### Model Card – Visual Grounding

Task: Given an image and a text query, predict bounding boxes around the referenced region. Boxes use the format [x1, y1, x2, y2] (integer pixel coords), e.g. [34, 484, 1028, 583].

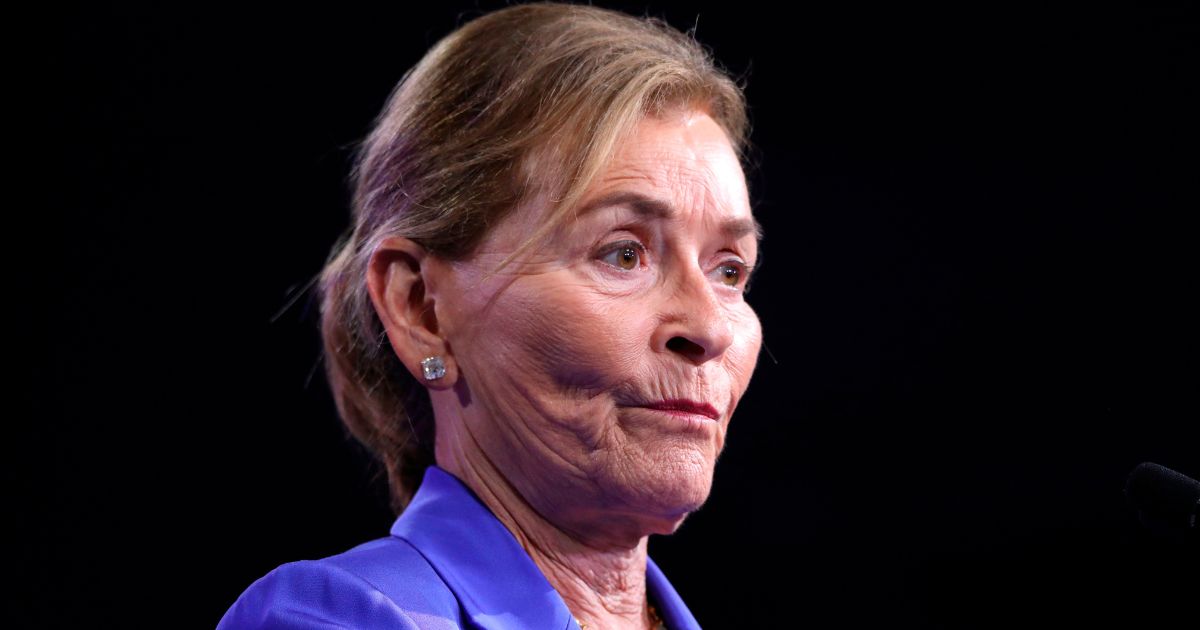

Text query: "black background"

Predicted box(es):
[22, 2, 1198, 627]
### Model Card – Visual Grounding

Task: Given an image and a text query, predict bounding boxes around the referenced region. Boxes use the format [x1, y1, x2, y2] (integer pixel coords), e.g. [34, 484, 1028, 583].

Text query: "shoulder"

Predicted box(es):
[217, 536, 463, 630]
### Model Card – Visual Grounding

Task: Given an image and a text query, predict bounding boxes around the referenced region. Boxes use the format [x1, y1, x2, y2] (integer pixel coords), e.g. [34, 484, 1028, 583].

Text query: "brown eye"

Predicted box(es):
[717, 263, 740, 286]
[617, 247, 638, 270]
[600, 242, 644, 270]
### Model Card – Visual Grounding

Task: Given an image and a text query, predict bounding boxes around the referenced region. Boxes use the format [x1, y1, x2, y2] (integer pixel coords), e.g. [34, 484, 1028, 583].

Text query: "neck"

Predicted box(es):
[437, 430, 659, 629]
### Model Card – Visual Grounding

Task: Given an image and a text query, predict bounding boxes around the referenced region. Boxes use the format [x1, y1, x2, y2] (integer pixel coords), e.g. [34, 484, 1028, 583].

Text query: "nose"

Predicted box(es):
[653, 267, 735, 365]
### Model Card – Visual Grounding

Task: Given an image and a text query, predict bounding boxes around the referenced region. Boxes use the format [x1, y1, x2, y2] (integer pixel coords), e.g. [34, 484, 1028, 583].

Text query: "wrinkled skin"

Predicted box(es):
[371, 109, 763, 627]
[430, 110, 763, 544]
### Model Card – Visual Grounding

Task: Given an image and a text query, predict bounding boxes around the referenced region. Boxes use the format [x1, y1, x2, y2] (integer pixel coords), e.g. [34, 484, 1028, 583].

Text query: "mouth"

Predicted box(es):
[635, 399, 721, 421]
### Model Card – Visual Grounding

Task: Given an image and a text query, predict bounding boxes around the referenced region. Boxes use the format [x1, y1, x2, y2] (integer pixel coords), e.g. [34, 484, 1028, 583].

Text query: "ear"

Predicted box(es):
[366, 236, 457, 389]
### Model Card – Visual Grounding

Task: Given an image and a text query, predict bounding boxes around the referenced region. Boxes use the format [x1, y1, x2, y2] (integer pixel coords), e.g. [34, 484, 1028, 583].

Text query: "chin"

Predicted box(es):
[617, 446, 718, 525]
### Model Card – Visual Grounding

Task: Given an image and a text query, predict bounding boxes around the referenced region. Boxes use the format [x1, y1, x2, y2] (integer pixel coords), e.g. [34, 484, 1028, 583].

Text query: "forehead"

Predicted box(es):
[590, 112, 751, 218]
[568, 112, 760, 245]
[483, 112, 758, 256]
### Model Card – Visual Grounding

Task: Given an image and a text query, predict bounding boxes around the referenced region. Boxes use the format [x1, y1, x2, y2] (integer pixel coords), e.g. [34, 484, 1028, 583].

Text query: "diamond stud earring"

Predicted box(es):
[420, 356, 446, 381]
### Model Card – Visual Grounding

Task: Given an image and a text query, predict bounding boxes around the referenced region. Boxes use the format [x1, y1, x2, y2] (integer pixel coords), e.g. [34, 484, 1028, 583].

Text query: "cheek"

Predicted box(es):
[473, 277, 651, 399]
[725, 304, 763, 392]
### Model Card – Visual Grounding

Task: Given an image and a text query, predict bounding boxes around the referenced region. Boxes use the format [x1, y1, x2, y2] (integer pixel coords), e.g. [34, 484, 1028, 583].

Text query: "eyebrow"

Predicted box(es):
[575, 190, 763, 244]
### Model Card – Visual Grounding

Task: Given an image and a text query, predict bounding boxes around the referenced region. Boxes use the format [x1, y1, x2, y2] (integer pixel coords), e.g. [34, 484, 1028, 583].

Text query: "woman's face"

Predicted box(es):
[432, 110, 762, 540]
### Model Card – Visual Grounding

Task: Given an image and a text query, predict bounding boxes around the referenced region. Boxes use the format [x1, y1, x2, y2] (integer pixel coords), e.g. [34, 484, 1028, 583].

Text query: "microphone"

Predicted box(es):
[1124, 462, 1199, 543]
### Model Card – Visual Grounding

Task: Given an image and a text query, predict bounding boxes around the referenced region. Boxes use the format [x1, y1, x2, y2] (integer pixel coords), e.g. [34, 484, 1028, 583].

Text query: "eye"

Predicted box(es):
[716, 263, 741, 286]
[598, 240, 645, 271]
[712, 259, 754, 291]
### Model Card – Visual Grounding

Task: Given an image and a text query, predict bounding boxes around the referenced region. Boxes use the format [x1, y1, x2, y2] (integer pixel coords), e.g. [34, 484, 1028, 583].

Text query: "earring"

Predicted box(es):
[420, 356, 446, 381]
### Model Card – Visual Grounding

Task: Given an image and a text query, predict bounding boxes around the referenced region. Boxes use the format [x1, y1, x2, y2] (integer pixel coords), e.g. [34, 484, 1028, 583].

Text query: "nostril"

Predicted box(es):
[666, 336, 705, 359]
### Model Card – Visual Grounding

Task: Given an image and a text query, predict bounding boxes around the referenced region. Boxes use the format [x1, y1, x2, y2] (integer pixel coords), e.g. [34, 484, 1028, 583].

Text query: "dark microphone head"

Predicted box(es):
[1125, 462, 1200, 543]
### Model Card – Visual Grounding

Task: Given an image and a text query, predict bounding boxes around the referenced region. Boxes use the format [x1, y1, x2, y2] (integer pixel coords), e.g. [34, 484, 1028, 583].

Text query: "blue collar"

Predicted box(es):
[391, 466, 700, 630]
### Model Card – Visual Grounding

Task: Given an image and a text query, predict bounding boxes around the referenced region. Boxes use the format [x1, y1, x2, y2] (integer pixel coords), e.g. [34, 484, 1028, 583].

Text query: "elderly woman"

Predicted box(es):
[219, 3, 762, 629]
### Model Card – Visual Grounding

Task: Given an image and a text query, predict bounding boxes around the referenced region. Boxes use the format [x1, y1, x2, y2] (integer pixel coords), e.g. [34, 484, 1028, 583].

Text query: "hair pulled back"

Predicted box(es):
[318, 2, 748, 511]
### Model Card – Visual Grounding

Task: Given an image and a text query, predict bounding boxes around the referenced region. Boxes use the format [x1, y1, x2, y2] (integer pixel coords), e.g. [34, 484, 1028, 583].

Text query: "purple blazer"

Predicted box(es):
[217, 466, 701, 629]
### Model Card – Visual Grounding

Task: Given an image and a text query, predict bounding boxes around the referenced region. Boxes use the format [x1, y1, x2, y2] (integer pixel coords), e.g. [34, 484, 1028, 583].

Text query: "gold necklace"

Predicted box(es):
[649, 602, 667, 629]
[575, 603, 666, 629]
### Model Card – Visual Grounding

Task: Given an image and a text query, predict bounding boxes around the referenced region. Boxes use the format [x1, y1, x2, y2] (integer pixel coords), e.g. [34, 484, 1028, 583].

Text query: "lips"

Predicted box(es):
[637, 399, 721, 420]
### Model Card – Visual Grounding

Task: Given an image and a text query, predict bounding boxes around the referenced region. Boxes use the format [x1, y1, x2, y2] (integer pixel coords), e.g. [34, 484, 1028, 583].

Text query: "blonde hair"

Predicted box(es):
[318, 1, 749, 511]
